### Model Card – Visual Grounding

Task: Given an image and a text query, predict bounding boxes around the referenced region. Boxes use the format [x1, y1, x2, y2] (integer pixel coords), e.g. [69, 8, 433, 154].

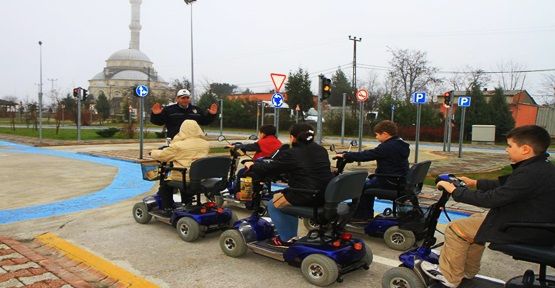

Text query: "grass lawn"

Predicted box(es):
[0, 127, 163, 140]
[423, 160, 554, 186]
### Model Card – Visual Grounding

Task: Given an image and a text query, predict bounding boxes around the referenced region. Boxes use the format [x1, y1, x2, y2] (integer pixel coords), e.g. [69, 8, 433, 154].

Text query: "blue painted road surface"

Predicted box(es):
[0, 140, 155, 224]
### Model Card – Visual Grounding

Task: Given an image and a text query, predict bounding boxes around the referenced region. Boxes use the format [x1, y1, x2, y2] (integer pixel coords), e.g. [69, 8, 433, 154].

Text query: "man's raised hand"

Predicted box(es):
[151, 103, 163, 114]
[208, 103, 218, 115]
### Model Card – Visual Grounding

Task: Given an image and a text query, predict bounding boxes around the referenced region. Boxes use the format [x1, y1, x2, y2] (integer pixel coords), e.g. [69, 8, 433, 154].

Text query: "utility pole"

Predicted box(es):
[349, 35, 362, 161]
[38, 41, 44, 143]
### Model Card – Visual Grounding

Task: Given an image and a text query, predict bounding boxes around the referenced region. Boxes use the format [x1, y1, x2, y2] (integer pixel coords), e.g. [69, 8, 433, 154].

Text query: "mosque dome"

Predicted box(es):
[111, 70, 149, 81]
[108, 48, 151, 63]
[91, 72, 106, 80]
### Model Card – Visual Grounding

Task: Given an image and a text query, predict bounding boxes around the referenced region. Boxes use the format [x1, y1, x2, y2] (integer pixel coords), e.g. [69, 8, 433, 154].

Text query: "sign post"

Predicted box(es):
[341, 92, 347, 145]
[411, 91, 427, 163]
[135, 85, 149, 159]
[271, 92, 284, 135]
[356, 88, 369, 164]
[270, 73, 286, 136]
[457, 96, 471, 158]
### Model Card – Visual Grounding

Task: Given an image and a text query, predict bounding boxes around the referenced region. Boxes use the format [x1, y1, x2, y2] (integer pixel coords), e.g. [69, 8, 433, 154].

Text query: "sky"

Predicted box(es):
[2, 0, 554, 105]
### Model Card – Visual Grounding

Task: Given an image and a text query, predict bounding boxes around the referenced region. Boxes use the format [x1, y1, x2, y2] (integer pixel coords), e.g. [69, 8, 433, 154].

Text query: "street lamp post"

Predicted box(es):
[184, 0, 196, 102]
[38, 41, 43, 143]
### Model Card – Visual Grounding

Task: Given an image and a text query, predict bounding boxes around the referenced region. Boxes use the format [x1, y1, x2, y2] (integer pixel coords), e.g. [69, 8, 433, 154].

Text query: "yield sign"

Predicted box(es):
[270, 73, 286, 93]
[356, 88, 369, 102]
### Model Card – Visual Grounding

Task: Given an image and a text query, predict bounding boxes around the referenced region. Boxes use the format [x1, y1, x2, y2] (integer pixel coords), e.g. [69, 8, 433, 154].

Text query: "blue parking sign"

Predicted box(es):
[411, 92, 427, 104]
[458, 96, 471, 107]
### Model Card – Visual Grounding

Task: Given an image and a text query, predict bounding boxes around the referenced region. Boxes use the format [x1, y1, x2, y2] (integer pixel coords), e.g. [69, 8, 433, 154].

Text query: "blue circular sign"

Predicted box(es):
[135, 85, 149, 97]
[271, 93, 284, 108]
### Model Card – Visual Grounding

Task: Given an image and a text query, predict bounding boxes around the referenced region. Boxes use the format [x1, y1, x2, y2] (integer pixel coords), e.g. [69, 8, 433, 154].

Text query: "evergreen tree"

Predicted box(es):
[463, 84, 493, 137]
[328, 69, 352, 107]
[197, 91, 218, 110]
[208, 83, 237, 98]
[489, 87, 515, 139]
[96, 91, 111, 124]
[285, 68, 313, 113]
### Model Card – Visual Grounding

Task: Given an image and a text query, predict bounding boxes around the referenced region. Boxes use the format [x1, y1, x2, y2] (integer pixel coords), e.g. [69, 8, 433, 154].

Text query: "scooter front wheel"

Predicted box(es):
[132, 202, 152, 224]
[382, 267, 425, 288]
[176, 217, 202, 242]
[219, 229, 247, 257]
[301, 254, 339, 287]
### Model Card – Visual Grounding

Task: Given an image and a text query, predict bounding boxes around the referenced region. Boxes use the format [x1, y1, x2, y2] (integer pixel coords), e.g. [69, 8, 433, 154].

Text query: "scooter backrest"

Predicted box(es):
[404, 160, 432, 195]
[189, 156, 232, 184]
[324, 171, 368, 203]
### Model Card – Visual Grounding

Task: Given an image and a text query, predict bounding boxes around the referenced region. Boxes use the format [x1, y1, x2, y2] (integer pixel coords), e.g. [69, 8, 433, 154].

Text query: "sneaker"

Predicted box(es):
[420, 261, 457, 288]
[464, 273, 475, 279]
[270, 236, 292, 247]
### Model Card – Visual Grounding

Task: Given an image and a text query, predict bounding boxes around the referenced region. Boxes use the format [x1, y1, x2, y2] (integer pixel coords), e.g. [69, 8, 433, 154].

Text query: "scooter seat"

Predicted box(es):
[281, 203, 350, 219]
[489, 243, 555, 267]
[281, 206, 323, 219]
[364, 188, 399, 200]
[201, 177, 225, 191]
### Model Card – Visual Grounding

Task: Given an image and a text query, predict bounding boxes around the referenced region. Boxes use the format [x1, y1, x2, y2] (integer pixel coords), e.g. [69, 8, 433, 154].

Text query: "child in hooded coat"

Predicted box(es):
[150, 120, 209, 214]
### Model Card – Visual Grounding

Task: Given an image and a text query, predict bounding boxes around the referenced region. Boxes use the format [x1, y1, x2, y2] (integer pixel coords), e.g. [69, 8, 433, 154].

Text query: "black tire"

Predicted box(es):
[176, 217, 202, 242]
[132, 202, 152, 224]
[219, 229, 247, 257]
[363, 243, 373, 268]
[300, 254, 339, 287]
[384, 226, 416, 251]
[382, 267, 425, 288]
[302, 218, 320, 231]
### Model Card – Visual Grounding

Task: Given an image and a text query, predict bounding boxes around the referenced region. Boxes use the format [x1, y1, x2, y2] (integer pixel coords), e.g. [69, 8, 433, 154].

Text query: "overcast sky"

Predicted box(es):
[2, 0, 554, 105]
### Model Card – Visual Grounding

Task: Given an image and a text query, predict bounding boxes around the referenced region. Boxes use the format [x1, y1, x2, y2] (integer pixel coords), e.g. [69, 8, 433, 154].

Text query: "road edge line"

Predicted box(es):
[36, 232, 158, 288]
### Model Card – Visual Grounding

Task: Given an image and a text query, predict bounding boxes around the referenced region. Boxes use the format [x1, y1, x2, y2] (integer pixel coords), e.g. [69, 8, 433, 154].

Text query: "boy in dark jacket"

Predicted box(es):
[336, 120, 410, 220]
[421, 125, 555, 288]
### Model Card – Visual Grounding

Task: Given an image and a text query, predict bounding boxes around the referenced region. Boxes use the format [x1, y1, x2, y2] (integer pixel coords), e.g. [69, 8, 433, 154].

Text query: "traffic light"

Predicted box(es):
[443, 90, 453, 106]
[82, 89, 88, 101]
[73, 87, 81, 98]
[321, 77, 332, 100]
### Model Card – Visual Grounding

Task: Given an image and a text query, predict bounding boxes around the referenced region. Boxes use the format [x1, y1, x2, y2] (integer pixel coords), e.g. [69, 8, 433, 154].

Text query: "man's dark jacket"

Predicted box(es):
[343, 136, 410, 188]
[452, 154, 555, 245]
[150, 104, 215, 139]
[249, 142, 334, 206]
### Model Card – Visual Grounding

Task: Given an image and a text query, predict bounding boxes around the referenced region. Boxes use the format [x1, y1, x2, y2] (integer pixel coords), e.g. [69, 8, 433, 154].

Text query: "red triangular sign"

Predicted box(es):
[270, 73, 286, 93]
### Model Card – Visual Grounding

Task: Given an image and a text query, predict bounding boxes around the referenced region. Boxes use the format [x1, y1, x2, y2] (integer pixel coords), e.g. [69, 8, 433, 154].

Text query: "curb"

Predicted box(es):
[36, 233, 158, 288]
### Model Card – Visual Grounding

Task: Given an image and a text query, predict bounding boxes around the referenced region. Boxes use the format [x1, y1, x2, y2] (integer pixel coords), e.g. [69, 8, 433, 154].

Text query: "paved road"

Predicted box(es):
[0, 140, 551, 287]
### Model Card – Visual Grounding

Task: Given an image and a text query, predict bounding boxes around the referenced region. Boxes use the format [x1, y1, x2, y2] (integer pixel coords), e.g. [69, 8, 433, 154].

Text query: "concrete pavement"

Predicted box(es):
[0, 134, 553, 287]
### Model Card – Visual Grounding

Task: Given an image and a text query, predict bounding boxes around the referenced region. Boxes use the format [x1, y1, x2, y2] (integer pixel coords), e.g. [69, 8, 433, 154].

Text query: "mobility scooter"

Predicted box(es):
[133, 156, 237, 242]
[214, 135, 286, 211]
[304, 152, 432, 251]
[381, 173, 555, 288]
[219, 170, 372, 287]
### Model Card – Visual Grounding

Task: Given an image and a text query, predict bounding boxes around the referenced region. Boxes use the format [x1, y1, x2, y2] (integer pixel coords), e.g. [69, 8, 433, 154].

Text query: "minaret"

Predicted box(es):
[129, 0, 142, 50]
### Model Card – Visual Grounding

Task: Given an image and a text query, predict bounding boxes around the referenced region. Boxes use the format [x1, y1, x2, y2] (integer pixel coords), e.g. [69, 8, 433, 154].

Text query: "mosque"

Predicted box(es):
[88, 0, 171, 115]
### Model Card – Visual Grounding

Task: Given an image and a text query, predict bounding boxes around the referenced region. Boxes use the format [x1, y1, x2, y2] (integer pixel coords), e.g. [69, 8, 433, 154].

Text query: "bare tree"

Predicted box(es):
[497, 61, 527, 90]
[539, 73, 555, 106]
[388, 48, 440, 103]
[447, 67, 491, 92]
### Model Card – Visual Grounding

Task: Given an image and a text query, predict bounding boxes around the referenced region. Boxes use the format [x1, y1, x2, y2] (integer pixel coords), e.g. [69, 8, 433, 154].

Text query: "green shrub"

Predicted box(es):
[96, 127, 120, 138]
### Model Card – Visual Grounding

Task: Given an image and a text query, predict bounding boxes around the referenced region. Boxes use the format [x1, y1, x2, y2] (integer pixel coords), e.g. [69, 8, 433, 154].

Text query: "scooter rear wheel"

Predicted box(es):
[219, 229, 247, 257]
[301, 254, 339, 287]
[132, 202, 152, 224]
[384, 226, 416, 251]
[382, 267, 425, 288]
